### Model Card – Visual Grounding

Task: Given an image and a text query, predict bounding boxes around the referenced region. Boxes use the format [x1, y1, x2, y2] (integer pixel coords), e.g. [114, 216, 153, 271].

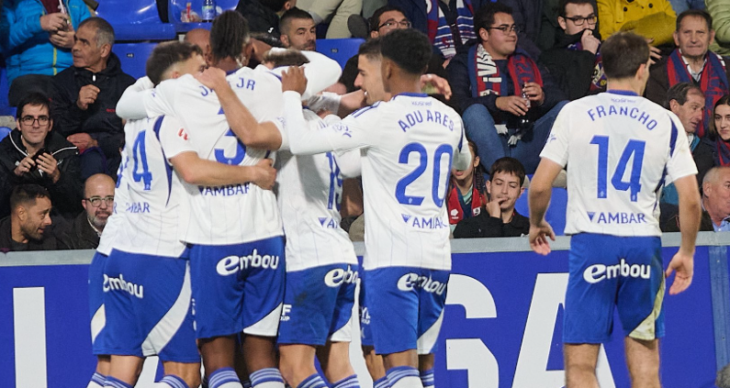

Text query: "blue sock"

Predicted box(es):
[332, 374, 360, 388]
[249, 368, 285, 387]
[297, 373, 328, 388]
[209, 367, 242, 388]
[157, 375, 190, 388]
[88, 372, 106, 388]
[419, 369, 434, 387]
[386, 366, 420, 387]
[104, 376, 133, 388]
[243, 382, 252, 388]
[373, 376, 391, 388]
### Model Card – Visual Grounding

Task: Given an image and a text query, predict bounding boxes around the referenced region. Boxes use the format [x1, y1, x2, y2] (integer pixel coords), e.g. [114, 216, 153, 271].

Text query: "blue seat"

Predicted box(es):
[514, 186, 568, 236]
[168, 0, 238, 32]
[113, 43, 159, 80]
[316, 38, 365, 69]
[95, 0, 176, 41]
[0, 127, 12, 141]
[0, 64, 11, 116]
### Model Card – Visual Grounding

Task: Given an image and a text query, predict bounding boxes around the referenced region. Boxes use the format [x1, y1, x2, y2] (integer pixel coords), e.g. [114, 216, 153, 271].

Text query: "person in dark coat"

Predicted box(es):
[235, 0, 297, 43]
[0, 184, 67, 252]
[58, 173, 114, 249]
[0, 92, 82, 220]
[50, 17, 134, 180]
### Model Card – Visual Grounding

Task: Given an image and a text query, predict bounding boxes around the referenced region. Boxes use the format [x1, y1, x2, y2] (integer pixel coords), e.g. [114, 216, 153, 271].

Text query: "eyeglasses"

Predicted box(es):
[564, 15, 598, 26]
[85, 196, 114, 206]
[20, 115, 50, 126]
[488, 24, 520, 34]
[378, 19, 412, 30]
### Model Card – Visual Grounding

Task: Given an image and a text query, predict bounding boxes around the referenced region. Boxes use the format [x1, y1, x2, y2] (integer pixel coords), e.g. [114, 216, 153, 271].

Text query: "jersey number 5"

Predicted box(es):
[590, 135, 646, 202]
[395, 143, 453, 207]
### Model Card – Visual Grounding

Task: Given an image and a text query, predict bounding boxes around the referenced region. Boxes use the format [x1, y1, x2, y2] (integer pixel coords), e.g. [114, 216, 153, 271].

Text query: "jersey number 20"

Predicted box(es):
[590, 135, 646, 202]
[395, 143, 453, 207]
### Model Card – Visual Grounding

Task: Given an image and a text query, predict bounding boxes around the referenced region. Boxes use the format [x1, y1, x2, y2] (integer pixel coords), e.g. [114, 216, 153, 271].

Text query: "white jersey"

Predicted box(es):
[277, 110, 359, 272]
[283, 92, 471, 271]
[540, 90, 697, 236]
[120, 68, 285, 245]
[96, 165, 130, 256]
[100, 115, 194, 257]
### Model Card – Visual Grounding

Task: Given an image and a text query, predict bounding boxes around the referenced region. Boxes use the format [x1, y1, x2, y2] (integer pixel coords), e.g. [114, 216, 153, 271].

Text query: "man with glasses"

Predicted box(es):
[58, 173, 114, 249]
[447, 2, 567, 175]
[0, 92, 83, 220]
[539, 0, 606, 100]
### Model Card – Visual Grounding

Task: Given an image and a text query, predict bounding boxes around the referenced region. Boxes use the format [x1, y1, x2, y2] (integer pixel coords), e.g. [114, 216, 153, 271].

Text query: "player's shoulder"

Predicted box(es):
[350, 101, 384, 119]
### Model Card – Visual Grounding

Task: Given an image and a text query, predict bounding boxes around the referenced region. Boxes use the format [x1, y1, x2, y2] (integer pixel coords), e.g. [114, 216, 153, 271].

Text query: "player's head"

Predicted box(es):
[184, 28, 212, 65]
[451, 140, 482, 187]
[146, 41, 206, 86]
[380, 29, 431, 91]
[711, 94, 730, 142]
[702, 166, 730, 221]
[16, 92, 53, 149]
[210, 11, 251, 69]
[557, 0, 597, 35]
[486, 157, 525, 213]
[82, 174, 115, 231]
[280, 8, 316, 51]
[601, 32, 650, 87]
[262, 48, 310, 69]
[674, 10, 714, 60]
[10, 184, 52, 242]
[369, 5, 410, 39]
[355, 38, 388, 105]
[666, 82, 705, 134]
[474, 3, 517, 58]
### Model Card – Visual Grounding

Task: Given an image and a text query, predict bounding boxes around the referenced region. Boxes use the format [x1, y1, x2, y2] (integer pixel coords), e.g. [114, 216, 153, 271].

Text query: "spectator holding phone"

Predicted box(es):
[0, 92, 83, 220]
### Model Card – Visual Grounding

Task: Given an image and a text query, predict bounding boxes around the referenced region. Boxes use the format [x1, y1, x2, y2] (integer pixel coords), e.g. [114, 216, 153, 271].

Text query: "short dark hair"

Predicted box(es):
[280, 7, 314, 34]
[369, 5, 407, 32]
[358, 37, 382, 61]
[474, 2, 513, 42]
[676, 9, 712, 32]
[664, 82, 704, 109]
[380, 29, 430, 75]
[710, 94, 730, 140]
[601, 32, 649, 80]
[263, 49, 310, 67]
[146, 42, 204, 86]
[260, 0, 289, 13]
[558, 0, 594, 17]
[10, 184, 51, 212]
[490, 157, 526, 185]
[16, 92, 51, 120]
[210, 11, 249, 63]
[78, 17, 115, 47]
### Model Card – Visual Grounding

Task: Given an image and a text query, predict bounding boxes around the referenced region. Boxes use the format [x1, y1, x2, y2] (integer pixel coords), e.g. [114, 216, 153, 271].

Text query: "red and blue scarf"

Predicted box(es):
[666, 49, 729, 138]
[715, 138, 730, 166]
[567, 41, 607, 93]
[447, 184, 484, 224]
[427, 0, 475, 59]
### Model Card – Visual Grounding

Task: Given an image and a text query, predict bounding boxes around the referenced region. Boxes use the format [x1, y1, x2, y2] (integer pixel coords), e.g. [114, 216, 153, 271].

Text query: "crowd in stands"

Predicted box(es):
[1, 0, 730, 251]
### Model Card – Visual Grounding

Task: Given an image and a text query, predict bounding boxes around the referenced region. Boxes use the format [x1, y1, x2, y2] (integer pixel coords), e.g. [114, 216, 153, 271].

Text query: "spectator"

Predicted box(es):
[184, 28, 212, 66]
[235, 0, 296, 42]
[0, 92, 82, 220]
[339, 5, 448, 92]
[446, 140, 486, 229]
[702, 166, 730, 230]
[711, 94, 730, 166]
[59, 173, 113, 249]
[50, 17, 135, 180]
[1, 0, 90, 84]
[453, 156, 528, 238]
[389, 0, 490, 60]
[280, 7, 317, 51]
[661, 82, 714, 205]
[298, 0, 362, 38]
[448, 2, 567, 174]
[706, 0, 730, 56]
[0, 184, 65, 251]
[646, 10, 730, 138]
[539, 0, 607, 100]
[597, 0, 676, 47]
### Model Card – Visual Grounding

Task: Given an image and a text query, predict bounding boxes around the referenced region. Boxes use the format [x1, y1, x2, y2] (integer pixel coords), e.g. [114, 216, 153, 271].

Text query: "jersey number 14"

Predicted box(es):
[590, 135, 646, 202]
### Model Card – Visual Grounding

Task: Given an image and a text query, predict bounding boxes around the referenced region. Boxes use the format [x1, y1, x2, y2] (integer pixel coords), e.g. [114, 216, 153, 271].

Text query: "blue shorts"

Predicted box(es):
[103, 249, 199, 362]
[564, 233, 665, 344]
[189, 236, 285, 339]
[365, 267, 449, 355]
[89, 252, 109, 355]
[278, 264, 358, 345]
[358, 271, 374, 348]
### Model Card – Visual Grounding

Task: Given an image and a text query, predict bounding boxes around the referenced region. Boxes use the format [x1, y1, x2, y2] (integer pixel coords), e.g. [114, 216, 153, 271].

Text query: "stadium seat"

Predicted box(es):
[316, 38, 365, 69]
[168, 0, 238, 32]
[514, 186, 568, 236]
[0, 127, 12, 141]
[95, 0, 176, 41]
[0, 63, 11, 116]
[113, 43, 160, 80]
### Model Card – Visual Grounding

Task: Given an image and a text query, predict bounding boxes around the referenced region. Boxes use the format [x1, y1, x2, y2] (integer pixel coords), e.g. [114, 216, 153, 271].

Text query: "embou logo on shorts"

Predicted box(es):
[103, 274, 144, 298]
[324, 265, 359, 287]
[397, 273, 446, 295]
[216, 249, 280, 276]
[583, 258, 651, 284]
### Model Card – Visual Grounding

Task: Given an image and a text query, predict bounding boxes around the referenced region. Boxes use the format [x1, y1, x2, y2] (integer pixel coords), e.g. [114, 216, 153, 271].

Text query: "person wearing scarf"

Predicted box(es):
[447, 2, 567, 175]
[446, 141, 485, 230]
[646, 10, 730, 138]
[711, 94, 730, 166]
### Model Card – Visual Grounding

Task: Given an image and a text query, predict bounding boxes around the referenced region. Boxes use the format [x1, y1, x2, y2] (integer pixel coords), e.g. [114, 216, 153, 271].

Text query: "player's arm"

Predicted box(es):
[300, 50, 343, 100]
[116, 76, 175, 120]
[528, 158, 561, 255]
[195, 68, 284, 150]
[170, 152, 276, 189]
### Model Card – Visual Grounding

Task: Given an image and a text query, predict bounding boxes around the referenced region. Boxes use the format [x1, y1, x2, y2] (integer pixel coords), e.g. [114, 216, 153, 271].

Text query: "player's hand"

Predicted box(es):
[646, 38, 662, 65]
[67, 132, 97, 151]
[40, 13, 68, 32]
[496, 96, 529, 116]
[194, 67, 228, 91]
[49, 29, 75, 49]
[77, 84, 100, 110]
[581, 29, 601, 54]
[529, 220, 555, 256]
[420, 74, 452, 100]
[14, 156, 36, 177]
[522, 82, 544, 105]
[252, 158, 277, 190]
[665, 251, 694, 295]
[281, 66, 307, 94]
[36, 153, 61, 182]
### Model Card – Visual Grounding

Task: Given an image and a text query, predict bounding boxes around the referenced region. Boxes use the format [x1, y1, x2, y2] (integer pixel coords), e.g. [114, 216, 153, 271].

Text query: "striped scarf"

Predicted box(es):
[427, 0, 475, 59]
[716, 137, 730, 166]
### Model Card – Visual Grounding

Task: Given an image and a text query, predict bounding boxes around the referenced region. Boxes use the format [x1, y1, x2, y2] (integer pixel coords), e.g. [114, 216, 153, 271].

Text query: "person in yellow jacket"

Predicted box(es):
[597, 0, 676, 45]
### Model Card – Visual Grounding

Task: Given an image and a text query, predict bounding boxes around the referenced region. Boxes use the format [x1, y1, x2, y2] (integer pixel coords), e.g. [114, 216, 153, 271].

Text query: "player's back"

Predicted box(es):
[551, 91, 695, 236]
[350, 94, 465, 271]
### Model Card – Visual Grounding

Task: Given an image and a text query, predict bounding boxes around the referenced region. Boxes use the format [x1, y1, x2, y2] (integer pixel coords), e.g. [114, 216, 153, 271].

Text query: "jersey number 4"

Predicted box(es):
[117, 131, 153, 190]
[395, 143, 453, 207]
[590, 135, 645, 202]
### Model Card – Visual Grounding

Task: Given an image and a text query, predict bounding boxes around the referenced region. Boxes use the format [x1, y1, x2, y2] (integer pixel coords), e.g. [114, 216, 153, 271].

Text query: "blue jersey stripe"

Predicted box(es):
[152, 116, 174, 205]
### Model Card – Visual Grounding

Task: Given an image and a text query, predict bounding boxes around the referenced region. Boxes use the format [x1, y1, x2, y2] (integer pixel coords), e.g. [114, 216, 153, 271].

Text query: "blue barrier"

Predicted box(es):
[0, 233, 727, 387]
[514, 187, 567, 236]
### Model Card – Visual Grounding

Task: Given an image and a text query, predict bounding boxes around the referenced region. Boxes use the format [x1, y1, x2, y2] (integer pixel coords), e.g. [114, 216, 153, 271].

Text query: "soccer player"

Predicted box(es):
[280, 29, 471, 388]
[529, 32, 701, 387]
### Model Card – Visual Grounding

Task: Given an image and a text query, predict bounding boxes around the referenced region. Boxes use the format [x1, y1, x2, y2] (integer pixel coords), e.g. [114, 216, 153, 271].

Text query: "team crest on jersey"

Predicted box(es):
[177, 128, 189, 140]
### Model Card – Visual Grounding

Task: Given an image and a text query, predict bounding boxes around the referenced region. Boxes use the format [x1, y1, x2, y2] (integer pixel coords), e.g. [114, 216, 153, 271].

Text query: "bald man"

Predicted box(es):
[702, 166, 730, 231]
[59, 173, 115, 249]
[184, 28, 212, 65]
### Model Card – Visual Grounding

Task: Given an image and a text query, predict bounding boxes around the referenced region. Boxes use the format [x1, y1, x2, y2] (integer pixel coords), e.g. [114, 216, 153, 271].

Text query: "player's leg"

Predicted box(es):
[564, 344, 600, 388]
[624, 338, 660, 388]
[161, 361, 202, 388]
[414, 269, 449, 388]
[88, 252, 111, 388]
[88, 356, 110, 388]
[279, 344, 320, 387]
[417, 354, 434, 388]
[359, 275, 390, 388]
[104, 356, 144, 387]
[318, 341, 358, 387]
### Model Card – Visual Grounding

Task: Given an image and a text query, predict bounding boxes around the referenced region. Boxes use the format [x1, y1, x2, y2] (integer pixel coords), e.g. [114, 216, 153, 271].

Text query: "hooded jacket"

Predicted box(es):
[539, 30, 605, 101]
[56, 210, 100, 249]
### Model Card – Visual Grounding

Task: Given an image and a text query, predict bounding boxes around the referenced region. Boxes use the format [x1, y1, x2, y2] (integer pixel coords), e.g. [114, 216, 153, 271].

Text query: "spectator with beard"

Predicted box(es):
[0, 184, 66, 251]
[59, 173, 114, 249]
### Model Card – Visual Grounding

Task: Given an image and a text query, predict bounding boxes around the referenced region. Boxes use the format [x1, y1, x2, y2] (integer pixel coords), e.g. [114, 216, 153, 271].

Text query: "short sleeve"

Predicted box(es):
[665, 113, 698, 183]
[157, 116, 196, 160]
[539, 105, 571, 167]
